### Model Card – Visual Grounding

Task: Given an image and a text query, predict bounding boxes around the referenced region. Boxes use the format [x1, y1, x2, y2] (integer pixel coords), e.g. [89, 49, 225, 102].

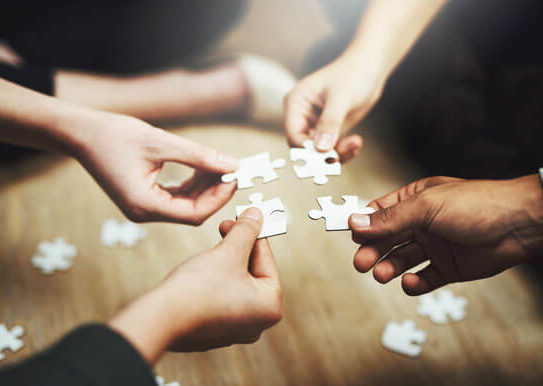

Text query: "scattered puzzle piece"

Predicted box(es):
[235, 192, 287, 238]
[381, 320, 426, 358]
[417, 289, 467, 324]
[308, 195, 375, 231]
[221, 152, 286, 189]
[31, 237, 77, 274]
[0, 324, 24, 362]
[290, 140, 340, 185]
[101, 219, 147, 247]
[156, 375, 181, 386]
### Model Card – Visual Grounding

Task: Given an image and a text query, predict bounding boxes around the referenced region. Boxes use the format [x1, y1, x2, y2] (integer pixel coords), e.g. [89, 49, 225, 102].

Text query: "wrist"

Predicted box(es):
[337, 48, 391, 87]
[509, 174, 543, 259]
[107, 286, 182, 365]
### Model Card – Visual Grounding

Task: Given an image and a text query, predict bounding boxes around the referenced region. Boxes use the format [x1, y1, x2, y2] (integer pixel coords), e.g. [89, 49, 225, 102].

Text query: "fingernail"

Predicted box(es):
[351, 214, 371, 228]
[242, 207, 261, 221]
[218, 152, 239, 170]
[315, 133, 337, 151]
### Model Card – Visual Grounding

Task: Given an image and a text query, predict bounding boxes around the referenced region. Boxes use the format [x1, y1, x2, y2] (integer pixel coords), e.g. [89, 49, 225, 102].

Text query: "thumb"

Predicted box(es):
[349, 197, 431, 240]
[314, 96, 348, 152]
[161, 133, 239, 174]
[216, 207, 263, 266]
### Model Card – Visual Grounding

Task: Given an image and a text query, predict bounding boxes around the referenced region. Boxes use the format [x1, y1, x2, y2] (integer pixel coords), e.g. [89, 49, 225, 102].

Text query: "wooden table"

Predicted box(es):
[1, 125, 543, 385]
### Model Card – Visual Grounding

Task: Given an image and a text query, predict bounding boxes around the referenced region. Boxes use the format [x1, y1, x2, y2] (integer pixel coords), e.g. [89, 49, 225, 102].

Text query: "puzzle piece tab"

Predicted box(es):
[31, 237, 77, 275]
[308, 195, 375, 231]
[290, 140, 340, 185]
[235, 192, 287, 238]
[417, 290, 467, 324]
[381, 320, 426, 358]
[222, 152, 286, 189]
[0, 324, 24, 361]
[101, 219, 147, 247]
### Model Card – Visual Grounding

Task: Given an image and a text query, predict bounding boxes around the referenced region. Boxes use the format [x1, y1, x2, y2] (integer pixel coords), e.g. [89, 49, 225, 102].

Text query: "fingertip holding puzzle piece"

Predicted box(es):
[308, 195, 375, 231]
[221, 140, 341, 189]
[290, 140, 341, 185]
[235, 192, 287, 239]
[221, 152, 286, 189]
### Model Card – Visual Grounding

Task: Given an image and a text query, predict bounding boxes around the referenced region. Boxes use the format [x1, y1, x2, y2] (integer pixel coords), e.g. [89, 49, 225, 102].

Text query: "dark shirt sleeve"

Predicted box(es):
[0, 63, 54, 95]
[0, 324, 157, 386]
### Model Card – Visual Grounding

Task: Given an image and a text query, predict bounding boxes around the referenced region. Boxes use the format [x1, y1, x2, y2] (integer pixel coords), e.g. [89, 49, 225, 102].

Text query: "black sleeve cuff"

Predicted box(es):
[0, 63, 54, 95]
[0, 324, 157, 386]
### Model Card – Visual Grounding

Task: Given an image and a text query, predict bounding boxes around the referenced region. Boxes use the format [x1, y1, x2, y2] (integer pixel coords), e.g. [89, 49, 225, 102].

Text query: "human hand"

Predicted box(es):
[72, 111, 238, 224]
[109, 208, 282, 364]
[284, 55, 386, 162]
[349, 175, 543, 295]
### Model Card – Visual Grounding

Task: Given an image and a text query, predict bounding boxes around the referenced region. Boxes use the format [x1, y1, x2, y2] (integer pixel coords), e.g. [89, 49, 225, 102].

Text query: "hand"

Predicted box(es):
[73, 111, 239, 224]
[284, 55, 386, 162]
[349, 175, 543, 295]
[109, 208, 282, 364]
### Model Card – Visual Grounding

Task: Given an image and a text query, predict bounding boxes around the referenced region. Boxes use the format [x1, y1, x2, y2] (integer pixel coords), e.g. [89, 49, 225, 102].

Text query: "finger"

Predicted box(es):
[314, 96, 348, 152]
[219, 220, 235, 237]
[349, 196, 434, 241]
[140, 176, 236, 225]
[335, 134, 363, 163]
[249, 236, 279, 279]
[284, 97, 315, 147]
[401, 264, 448, 296]
[352, 232, 413, 273]
[372, 242, 426, 284]
[216, 207, 263, 265]
[220, 219, 279, 279]
[160, 133, 239, 174]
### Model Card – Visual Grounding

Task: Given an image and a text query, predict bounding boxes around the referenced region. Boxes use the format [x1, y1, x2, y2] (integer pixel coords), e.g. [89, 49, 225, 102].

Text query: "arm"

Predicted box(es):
[0, 209, 282, 384]
[0, 78, 239, 224]
[285, 0, 448, 161]
[349, 174, 543, 295]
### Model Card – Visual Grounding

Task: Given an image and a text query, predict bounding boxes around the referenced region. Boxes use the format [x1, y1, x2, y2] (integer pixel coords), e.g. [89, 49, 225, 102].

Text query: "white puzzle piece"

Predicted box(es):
[31, 237, 77, 275]
[308, 195, 375, 231]
[0, 324, 24, 361]
[381, 320, 426, 358]
[156, 375, 181, 386]
[101, 219, 147, 247]
[221, 152, 286, 189]
[235, 192, 287, 239]
[417, 289, 467, 324]
[289, 140, 341, 185]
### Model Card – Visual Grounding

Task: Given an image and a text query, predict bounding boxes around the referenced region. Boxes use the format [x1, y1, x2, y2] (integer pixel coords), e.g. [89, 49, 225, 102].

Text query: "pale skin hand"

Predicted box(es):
[349, 175, 543, 295]
[108, 208, 282, 365]
[0, 78, 239, 225]
[285, 0, 447, 161]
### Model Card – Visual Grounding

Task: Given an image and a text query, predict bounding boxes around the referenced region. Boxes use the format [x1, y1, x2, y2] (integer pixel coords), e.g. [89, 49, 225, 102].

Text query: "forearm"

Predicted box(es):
[0, 78, 91, 155]
[55, 70, 180, 121]
[340, 0, 448, 78]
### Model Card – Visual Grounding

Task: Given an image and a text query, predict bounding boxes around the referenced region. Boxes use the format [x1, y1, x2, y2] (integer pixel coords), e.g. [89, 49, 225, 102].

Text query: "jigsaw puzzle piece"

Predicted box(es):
[222, 152, 286, 189]
[290, 140, 341, 185]
[381, 320, 426, 358]
[308, 195, 375, 231]
[417, 290, 467, 324]
[235, 192, 287, 238]
[0, 324, 24, 361]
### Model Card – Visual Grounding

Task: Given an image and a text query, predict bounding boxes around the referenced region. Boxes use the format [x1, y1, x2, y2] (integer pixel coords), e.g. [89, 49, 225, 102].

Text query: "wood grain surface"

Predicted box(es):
[1, 125, 543, 385]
